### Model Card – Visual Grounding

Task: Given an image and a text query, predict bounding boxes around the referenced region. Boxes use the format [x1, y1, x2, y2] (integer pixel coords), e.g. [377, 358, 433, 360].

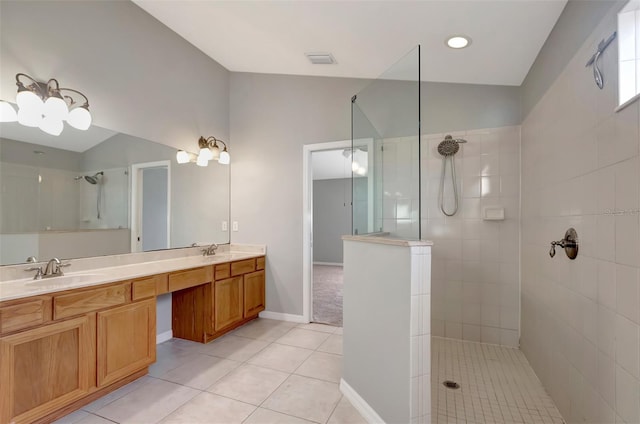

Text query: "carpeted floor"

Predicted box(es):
[312, 265, 343, 327]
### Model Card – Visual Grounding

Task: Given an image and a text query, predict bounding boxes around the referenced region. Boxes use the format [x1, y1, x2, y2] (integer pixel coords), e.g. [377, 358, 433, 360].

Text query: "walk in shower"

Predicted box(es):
[346, 45, 564, 424]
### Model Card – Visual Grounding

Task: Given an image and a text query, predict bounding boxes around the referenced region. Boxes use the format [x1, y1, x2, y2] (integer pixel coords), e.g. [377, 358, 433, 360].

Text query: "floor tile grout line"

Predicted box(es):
[70, 319, 345, 424]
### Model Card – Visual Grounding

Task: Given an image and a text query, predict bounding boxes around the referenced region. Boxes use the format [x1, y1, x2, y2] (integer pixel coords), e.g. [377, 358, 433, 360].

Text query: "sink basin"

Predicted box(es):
[25, 273, 105, 289]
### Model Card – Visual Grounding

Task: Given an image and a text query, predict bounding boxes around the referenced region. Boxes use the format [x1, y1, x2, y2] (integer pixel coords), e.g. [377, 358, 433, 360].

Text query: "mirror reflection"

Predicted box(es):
[0, 120, 230, 265]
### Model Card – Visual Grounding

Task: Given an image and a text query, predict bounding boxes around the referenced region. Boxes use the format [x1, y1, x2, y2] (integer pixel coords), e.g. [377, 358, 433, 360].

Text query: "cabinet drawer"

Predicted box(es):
[231, 259, 255, 276]
[54, 283, 130, 320]
[0, 297, 52, 334]
[256, 256, 265, 270]
[168, 266, 213, 292]
[132, 275, 166, 300]
[214, 263, 230, 280]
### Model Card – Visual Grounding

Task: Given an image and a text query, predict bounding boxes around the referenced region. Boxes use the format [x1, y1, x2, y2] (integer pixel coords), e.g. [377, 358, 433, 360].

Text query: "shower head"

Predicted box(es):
[437, 135, 467, 157]
[76, 171, 103, 184]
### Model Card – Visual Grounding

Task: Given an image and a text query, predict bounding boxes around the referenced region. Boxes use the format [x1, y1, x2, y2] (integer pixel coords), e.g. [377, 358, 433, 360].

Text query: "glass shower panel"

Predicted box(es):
[351, 46, 421, 240]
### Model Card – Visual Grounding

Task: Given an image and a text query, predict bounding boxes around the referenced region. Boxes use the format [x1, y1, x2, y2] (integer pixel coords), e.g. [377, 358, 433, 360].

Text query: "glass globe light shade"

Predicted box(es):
[176, 150, 190, 164]
[67, 106, 92, 130]
[16, 90, 43, 110]
[43, 95, 69, 120]
[17, 107, 43, 127]
[210, 144, 221, 160]
[351, 161, 360, 173]
[39, 116, 63, 136]
[196, 152, 209, 167]
[218, 150, 230, 165]
[199, 146, 213, 161]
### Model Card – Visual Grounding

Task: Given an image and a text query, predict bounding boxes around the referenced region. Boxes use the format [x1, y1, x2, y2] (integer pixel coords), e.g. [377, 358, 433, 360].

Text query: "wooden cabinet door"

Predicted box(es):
[214, 277, 243, 332]
[97, 298, 156, 387]
[244, 270, 265, 318]
[0, 315, 94, 424]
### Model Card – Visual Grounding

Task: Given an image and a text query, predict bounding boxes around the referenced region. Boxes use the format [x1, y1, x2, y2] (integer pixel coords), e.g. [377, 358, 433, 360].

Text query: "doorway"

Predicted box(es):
[130, 161, 171, 252]
[303, 140, 353, 326]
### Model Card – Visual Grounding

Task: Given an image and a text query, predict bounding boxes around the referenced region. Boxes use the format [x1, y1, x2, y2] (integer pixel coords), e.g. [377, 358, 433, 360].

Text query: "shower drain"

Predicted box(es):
[443, 380, 460, 390]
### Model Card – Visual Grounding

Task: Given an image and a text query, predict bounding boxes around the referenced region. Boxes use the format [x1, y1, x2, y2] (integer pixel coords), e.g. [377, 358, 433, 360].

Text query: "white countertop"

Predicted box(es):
[0, 250, 265, 302]
[342, 235, 433, 247]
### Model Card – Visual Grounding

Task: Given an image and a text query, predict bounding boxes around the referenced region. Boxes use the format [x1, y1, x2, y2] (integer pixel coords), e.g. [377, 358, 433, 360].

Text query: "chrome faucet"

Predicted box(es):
[25, 258, 70, 280]
[201, 243, 218, 256]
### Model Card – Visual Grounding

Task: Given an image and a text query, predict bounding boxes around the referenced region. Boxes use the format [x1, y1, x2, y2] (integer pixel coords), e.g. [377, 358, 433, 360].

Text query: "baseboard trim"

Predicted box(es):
[313, 262, 343, 267]
[156, 330, 173, 344]
[259, 311, 308, 323]
[340, 378, 385, 424]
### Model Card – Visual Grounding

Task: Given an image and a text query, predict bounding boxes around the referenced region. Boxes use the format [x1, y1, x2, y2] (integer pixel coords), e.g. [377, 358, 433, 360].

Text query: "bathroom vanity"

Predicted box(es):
[0, 249, 265, 424]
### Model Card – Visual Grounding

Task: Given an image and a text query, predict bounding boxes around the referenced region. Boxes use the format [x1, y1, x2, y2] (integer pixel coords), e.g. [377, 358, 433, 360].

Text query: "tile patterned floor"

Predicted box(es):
[53, 319, 363, 424]
[53, 321, 565, 424]
[431, 337, 565, 424]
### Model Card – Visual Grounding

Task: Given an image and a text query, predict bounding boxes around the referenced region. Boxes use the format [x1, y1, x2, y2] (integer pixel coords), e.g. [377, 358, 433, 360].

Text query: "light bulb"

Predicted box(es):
[357, 166, 367, 176]
[67, 106, 92, 130]
[196, 153, 209, 167]
[199, 146, 213, 161]
[176, 150, 190, 164]
[17, 107, 43, 127]
[351, 161, 360, 172]
[43, 95, 69, 120]
[218, 150, 230, 165]
[16, 90, 43, 110]
[446, 35, 471, 49]
[39, 116, 63, 136]
[0, 101, 17, 122]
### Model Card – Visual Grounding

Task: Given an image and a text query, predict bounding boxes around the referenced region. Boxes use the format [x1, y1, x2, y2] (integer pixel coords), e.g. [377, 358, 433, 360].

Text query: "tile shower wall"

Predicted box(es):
[423, 126, 521, 347]
[520, 5, 640, 424]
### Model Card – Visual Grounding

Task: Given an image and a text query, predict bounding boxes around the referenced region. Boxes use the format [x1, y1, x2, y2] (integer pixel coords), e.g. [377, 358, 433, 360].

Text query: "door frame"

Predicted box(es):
[302, 140, 351, 323]
[130, 160, 171, 252]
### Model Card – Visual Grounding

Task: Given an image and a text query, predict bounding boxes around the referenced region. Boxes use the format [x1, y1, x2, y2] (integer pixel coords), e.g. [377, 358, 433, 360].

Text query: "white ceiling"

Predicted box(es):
[133, 0, 567, 86]
[0, 121, 117, 153]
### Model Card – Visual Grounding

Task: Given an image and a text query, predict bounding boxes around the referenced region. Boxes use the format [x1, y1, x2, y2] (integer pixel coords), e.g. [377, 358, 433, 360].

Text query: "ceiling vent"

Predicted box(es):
[305, 53, 336, 65]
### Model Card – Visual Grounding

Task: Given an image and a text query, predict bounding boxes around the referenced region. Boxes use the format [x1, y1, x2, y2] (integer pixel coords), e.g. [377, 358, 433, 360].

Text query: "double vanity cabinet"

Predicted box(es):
[0, 254, 266, 424]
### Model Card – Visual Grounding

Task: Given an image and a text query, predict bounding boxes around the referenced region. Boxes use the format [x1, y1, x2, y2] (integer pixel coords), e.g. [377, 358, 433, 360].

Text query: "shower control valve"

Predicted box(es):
[549, 228, 579, 260]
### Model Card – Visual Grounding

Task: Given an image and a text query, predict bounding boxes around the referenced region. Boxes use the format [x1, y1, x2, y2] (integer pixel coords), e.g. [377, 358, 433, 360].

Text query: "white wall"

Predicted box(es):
[313, 178, 351, 264]
[520, 3, 640, 423]
[425, 126, 521, 347]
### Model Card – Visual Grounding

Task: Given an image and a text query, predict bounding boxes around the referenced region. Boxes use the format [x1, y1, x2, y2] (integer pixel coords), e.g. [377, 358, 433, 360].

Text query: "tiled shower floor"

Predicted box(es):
[432, 337, 565, 424]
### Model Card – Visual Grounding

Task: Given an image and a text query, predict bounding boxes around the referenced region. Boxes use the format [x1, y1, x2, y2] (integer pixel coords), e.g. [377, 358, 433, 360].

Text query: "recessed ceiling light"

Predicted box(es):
[446, 35, 472, 49]
[305, 52, 337, 65]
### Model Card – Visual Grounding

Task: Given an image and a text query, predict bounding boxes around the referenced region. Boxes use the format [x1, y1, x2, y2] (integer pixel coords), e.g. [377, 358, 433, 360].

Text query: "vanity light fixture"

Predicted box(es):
[0, 73, 92, 135]
[176, 136, 230, 166]
[446, 35, 472, 49]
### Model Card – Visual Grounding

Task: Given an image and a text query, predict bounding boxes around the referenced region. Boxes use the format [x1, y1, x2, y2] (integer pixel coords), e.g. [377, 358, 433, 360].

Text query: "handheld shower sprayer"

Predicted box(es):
[438, 135, 466, 216]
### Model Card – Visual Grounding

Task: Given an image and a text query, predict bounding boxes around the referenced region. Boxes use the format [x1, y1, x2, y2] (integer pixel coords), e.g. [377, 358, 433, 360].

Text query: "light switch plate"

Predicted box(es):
[232, 221, 239, 231]
[222, 221, 228, 231]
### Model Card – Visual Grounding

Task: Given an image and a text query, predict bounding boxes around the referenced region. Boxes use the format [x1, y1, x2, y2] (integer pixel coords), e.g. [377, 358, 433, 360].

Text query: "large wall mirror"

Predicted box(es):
[0, 117, 230, 265]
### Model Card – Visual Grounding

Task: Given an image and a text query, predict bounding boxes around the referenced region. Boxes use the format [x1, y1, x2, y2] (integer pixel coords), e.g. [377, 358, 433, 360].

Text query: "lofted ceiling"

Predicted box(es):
[133, 0, 567, 86]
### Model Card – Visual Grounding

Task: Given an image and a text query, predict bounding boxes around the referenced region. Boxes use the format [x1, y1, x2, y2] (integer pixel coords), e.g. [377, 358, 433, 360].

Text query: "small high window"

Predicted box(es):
[618, 0, 640, 107]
